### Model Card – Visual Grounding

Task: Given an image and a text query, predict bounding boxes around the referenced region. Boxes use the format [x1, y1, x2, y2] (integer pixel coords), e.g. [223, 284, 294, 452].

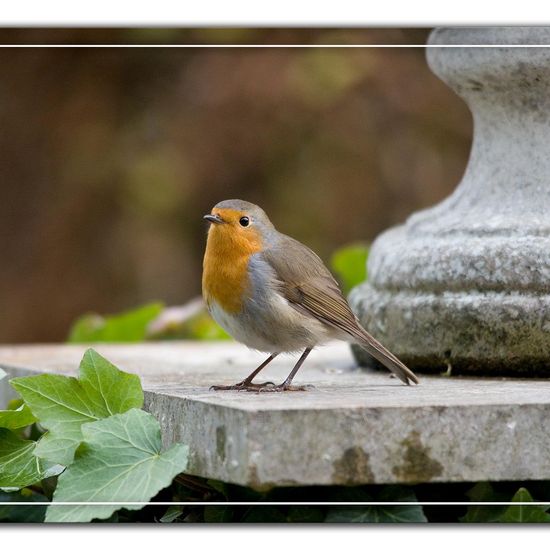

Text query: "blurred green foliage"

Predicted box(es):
[67, 300, 229, 343]
[330, 243, 369, 295]
[68, 303, 164, 343]
[149, 309, 230, 341]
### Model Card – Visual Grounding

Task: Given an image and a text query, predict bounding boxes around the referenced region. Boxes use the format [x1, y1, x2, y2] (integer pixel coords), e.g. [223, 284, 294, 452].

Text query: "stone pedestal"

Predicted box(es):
[350, 27, 550, 375]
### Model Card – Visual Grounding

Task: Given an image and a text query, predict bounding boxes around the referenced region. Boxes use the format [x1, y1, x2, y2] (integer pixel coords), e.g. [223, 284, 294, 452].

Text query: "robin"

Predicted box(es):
[202, 199, 419, 391]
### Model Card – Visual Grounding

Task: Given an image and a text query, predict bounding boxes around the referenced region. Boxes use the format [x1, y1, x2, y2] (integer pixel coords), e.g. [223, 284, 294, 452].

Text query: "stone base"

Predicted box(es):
[350, 280, 550, 377]
[353, 346, 550, 378]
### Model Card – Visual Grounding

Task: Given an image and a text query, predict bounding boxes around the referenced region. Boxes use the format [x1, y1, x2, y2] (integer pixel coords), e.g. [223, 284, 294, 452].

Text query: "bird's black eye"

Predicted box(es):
[239, 216, 250, 227]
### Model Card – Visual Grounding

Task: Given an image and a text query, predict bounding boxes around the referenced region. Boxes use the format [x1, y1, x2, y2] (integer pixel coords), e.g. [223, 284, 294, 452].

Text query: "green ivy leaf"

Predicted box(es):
[45, 408, 189, 523]
[460, 482, 508, 523]
[325, 504, 426, 523]
[67, 302, 164, 343]
[0, 429, 45, 489]
[159, 505, 184, 523]
[0, 403, 37, 431]
[497, 488, 550, 523]
[330, 244, 369, 295]
[10, 349, 143, 465]
[325, 486, 426, 523]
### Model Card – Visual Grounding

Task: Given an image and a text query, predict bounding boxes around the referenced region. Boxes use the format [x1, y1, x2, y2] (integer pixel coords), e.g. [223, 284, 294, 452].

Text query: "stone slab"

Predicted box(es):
[1, 342, 550, 489]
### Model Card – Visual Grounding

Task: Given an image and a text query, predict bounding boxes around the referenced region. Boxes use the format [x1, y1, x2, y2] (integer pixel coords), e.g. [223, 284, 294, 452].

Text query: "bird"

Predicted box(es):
[202, 199, 419, 392]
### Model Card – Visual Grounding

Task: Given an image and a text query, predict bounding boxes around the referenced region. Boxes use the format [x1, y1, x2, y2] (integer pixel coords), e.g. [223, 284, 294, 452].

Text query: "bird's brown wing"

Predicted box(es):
[262, 235, 419, 385]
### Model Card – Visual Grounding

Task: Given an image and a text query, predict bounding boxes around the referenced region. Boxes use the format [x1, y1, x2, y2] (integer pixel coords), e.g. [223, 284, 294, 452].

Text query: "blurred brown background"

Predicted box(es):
[0, 28, 472, 343]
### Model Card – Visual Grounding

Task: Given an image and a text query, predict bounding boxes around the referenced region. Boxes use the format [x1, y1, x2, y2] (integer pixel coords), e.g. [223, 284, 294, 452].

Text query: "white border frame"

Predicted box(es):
[1, 33, 549, 511]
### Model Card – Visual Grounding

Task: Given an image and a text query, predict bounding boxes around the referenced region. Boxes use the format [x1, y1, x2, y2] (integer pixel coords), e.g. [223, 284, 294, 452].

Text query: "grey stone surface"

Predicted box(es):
[2, 342, 550, 488]
[350, 27, 550, 375]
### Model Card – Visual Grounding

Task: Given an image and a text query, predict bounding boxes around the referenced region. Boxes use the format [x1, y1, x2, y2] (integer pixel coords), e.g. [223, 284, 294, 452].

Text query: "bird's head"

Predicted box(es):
[203, 199, 275, 252]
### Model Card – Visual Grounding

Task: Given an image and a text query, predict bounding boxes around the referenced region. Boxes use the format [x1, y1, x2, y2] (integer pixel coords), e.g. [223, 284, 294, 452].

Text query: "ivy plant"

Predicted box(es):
[0, 350, 188, 523]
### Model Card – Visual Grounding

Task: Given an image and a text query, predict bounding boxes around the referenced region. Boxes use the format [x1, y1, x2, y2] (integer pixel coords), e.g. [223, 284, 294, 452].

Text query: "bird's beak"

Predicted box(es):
[204, 213, 224, 225]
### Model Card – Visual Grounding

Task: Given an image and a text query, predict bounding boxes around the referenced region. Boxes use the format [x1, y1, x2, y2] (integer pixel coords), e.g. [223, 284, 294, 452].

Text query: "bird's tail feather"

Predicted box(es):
[354, 327, 419, 385]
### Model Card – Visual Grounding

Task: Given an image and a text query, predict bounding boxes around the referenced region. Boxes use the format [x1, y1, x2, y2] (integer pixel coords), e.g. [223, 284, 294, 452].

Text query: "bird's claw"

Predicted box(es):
[257, 383, 313, 393]
[210, 381, 277, 392]
[210, 381, 314, 393]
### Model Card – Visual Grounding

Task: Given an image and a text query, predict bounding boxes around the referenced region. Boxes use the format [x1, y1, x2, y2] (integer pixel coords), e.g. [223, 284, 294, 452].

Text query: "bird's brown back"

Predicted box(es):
[261, 234, 419, 385]
[261, 234, 364, 336]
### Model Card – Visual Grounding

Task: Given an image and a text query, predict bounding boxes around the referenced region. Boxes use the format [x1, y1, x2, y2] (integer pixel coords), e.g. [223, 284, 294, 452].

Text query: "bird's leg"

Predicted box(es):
[259, 347, 313, 392]
[210, 353, 279, 391]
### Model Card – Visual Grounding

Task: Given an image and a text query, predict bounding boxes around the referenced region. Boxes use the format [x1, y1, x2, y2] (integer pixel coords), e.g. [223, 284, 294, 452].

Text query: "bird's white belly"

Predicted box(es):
[208, 300, 274, 351]
[208, 293, 335, 353]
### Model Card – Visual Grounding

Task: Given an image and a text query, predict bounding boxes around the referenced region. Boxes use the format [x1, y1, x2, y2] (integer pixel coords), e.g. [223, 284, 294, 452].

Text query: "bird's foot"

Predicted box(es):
[256, 383, 314, 393]
[210, 380, 276, 392]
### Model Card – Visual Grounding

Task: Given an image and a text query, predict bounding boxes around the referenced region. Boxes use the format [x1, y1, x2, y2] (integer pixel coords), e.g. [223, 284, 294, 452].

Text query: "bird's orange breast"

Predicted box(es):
[202, 222, 263, 314]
